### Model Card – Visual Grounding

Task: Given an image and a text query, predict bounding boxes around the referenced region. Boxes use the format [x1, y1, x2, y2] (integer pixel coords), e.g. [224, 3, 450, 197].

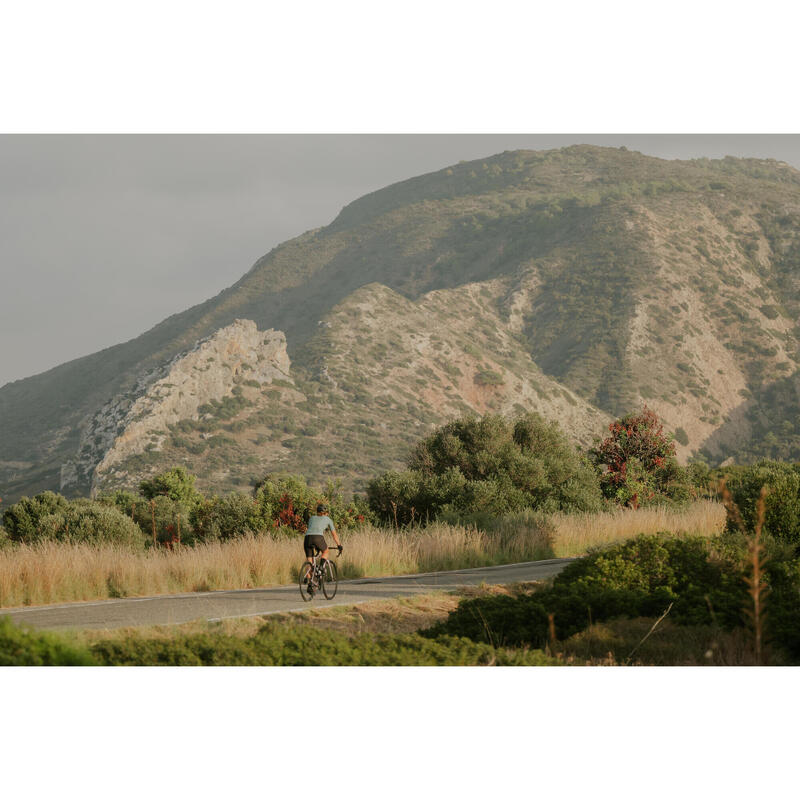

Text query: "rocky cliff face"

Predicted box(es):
[59, 320, 291, 495]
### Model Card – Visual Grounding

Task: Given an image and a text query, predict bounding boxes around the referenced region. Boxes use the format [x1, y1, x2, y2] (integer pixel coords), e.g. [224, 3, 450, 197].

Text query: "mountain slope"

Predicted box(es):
[3, 145, 800, 501]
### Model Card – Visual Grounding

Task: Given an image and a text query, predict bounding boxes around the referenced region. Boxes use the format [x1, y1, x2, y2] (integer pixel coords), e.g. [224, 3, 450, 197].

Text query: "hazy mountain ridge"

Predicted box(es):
[3, 145, 800, 501]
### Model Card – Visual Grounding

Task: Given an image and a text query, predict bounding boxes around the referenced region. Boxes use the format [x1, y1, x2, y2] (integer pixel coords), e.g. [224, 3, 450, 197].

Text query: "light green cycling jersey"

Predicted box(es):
[306, 514, 335, 536]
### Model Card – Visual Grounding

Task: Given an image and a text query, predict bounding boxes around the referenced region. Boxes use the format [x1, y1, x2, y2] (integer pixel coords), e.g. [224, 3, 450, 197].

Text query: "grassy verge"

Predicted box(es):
[0, 502, 724, 609]
[486, 500, 725, 557]
[5, 575, 768, 666]
[3, 586, 551, 667]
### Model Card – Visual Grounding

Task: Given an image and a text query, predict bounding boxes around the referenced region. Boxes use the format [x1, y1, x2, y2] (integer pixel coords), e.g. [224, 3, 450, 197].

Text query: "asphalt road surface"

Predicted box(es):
[0, 558, 574, 631]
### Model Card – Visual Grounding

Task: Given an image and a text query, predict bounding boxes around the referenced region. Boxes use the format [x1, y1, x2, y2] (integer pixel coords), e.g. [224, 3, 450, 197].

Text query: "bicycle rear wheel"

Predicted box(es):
[321, 559, 338, 600]
[299, 562, 314, 601]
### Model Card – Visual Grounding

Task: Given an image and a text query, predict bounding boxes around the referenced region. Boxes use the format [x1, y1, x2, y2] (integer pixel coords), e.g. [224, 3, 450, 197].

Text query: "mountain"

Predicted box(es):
[2, 144, 800, 503]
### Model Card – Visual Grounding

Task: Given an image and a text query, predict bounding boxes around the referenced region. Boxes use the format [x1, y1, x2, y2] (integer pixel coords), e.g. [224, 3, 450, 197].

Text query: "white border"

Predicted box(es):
[1, 1, 798, 794]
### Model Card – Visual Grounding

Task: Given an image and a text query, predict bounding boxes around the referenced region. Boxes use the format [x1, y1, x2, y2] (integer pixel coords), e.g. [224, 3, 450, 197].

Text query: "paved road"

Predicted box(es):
[0, 558, 574, 631]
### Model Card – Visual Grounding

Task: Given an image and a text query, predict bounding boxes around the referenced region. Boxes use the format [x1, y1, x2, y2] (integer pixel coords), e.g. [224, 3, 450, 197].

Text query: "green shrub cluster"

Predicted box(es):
[253, 473, 373, 534]
[2, 491, 147, 549]
[90, 622, 556, 666]
[138, 466, 203, 506]
[425, 535, 749, 647]
[102, 470, 373, 543]
[368, 413, 602, 524]
[425, 532, 800, 662]
[0, 617, 95, 666]
[714, 460, 800, 545]
[3, 466, 373, 549]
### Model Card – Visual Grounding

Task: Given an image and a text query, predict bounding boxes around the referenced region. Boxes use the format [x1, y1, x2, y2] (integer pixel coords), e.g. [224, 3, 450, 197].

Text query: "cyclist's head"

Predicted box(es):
[316, 503, 328, 514]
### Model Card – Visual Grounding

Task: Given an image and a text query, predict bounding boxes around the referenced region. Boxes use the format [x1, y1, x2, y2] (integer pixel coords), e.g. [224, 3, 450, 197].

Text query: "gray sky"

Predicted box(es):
[2, 134, 800, 388]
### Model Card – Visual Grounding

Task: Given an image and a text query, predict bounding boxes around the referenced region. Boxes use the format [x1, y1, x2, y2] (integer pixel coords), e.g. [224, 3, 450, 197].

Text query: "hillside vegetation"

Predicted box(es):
[3, 145, 800, 501]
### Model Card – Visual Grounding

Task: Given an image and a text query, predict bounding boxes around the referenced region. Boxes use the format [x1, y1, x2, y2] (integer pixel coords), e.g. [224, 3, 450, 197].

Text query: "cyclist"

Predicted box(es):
[304, 503, 342, 591]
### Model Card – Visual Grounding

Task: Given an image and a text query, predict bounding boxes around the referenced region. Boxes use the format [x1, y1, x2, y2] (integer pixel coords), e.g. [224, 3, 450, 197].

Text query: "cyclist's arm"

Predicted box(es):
[328, 521, 341, 548]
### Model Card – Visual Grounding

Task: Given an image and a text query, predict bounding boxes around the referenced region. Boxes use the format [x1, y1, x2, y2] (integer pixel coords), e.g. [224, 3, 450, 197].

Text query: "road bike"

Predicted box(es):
[299, 545, 340, 601]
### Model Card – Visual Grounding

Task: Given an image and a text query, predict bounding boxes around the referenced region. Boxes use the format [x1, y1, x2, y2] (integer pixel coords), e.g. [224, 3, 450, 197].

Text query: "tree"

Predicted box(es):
[139, 467, 203, 506]
[369, 413, 602, 525]
[590, 406, 692, 507]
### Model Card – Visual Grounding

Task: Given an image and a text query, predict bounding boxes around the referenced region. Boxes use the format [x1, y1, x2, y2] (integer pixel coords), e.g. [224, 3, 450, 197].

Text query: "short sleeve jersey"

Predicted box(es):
[306, 515, 335, 536]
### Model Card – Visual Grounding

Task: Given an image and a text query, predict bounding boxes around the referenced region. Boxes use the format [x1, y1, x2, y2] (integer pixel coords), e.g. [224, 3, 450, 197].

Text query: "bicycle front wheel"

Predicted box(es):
[321, 559, 338, 600]
[299, 562, 314, 602]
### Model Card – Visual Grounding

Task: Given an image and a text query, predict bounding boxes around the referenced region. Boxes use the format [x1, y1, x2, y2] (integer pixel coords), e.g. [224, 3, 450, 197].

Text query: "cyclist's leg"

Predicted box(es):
[303, 537, 315, 585]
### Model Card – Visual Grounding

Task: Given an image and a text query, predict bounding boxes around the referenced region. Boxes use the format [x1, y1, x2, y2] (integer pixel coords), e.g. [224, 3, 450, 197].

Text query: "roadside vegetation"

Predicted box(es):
[2, 451, 796, 666]
[0, 405, 796, 649]
[0, 504, 724, 608]
[6, 510, 798, 665]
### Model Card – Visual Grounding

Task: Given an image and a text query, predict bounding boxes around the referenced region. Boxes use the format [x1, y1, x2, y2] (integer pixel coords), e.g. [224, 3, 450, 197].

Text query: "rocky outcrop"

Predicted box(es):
[60, 320, 291, 494]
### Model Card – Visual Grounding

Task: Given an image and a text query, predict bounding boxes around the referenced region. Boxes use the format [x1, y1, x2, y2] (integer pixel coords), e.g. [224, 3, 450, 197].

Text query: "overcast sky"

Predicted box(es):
[2, 134, 800, 388]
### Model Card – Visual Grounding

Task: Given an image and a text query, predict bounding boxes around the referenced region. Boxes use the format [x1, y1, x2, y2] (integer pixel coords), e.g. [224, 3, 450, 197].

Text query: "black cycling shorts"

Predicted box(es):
[304, 534, 328, 557]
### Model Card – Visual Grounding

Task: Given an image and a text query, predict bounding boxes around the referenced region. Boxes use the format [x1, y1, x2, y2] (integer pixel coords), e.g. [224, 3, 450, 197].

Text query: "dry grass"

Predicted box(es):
[489, 500, 725, 558]
[557, 617, 762, 666]
[547, 499, 726, 557]
[0, 502, 725, 609]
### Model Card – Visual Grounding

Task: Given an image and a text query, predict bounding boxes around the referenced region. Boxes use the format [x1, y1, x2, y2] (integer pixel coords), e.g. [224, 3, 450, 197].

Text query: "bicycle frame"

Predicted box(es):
[301, 546, 341, 600]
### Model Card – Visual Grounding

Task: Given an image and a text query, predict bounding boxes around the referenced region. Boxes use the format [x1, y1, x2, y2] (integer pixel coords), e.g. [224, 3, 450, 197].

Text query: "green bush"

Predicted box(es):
[0, 617, 95, 666]
[368, 413, 602, 524]
[254, 472, 372, 533]
[91, 622, 557, 666]
[426, 534, 749, 648]
[715, 461, 800, 545]
[97, 490, 140, 516]
[130, 494, 193, 546]
[474, 369, 504, 386]
[190, 493, 263, 541]
[2, 491, 70, 541]
[139, 466, 203, 507]
[2, 492, 147, 549]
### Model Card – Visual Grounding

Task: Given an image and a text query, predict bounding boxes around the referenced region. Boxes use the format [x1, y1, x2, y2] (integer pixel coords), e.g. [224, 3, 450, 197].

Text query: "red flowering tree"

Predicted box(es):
[274, 493, 307, 532]
[590, 406, 691, 508]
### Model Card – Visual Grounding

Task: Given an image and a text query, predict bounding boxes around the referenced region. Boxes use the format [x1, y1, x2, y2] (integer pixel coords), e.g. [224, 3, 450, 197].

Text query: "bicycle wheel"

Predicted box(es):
[299, 562, 314, 601]
[321, 559, 338, 600]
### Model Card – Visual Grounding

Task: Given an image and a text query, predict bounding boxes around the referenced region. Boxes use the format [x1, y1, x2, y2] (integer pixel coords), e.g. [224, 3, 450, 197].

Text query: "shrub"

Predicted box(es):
[190, 493, 263, 541]
[97, 490, 140, 517]
[139, 467, 203, 507]
[366, 467, 468, 525]
[254, 473, 318, 533]
[368, 413, 602, 524]
[131, 494, 192, 546]
[91, 622, 556, 666]
[715, 461, 800, 545]
[3, 492, 147, 549]
[590, 406, 693, 508]
[474, 369, 504, 386]
[426, 534, 749, 648]
[0, 617, 95, 666]
[2, 491, 70, 541]
[253, 472, 371, 533]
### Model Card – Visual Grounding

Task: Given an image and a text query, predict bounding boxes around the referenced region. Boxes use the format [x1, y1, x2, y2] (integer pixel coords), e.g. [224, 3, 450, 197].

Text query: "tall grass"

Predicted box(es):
[0, 502, 725, 609]
[547, 499, 725, 557]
